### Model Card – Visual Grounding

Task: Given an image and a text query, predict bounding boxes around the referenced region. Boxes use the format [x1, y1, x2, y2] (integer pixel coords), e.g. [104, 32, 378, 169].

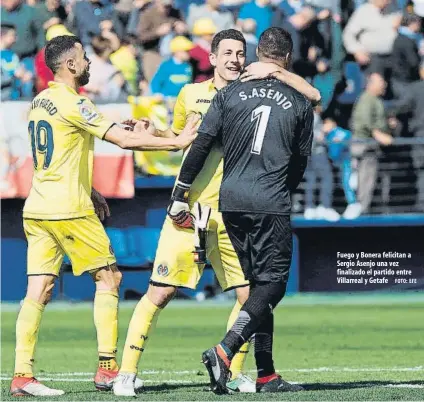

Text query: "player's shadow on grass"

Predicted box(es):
[302, 380, 424, 391]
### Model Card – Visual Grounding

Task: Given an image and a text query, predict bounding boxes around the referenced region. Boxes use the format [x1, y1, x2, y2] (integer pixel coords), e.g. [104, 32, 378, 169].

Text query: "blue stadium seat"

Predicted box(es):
[105, 227, 129, 259]
[146, 208, 167, 228]
[134, 176, 175, 189]
[106, 227, 147, 267]
[126, 227, 160, 264]
[1, 238, 28, 301]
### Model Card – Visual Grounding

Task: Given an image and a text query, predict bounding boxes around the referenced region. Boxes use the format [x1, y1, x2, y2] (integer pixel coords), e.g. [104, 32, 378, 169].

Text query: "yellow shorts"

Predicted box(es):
[151, 208, 249, 291]
[23, 214, 116, 277]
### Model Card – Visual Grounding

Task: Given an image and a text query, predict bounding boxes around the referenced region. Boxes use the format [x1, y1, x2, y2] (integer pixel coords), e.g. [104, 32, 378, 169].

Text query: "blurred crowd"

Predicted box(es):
[2, 0, 424, 218]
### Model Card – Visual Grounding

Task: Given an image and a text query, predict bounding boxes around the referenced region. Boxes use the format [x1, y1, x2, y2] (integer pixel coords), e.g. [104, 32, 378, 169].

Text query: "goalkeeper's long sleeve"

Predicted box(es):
[287, 155, 308, 192]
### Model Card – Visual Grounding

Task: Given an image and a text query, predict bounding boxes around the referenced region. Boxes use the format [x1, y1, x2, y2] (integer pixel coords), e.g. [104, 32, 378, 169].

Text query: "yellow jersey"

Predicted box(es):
[172, 79, 222, 210]
[23, 82, 114, 220]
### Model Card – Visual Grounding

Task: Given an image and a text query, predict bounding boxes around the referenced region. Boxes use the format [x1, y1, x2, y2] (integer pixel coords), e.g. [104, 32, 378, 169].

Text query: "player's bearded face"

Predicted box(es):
[75, 45, 91, 86]
[211, 39, 246, 83]
[77, 62, 90, 86]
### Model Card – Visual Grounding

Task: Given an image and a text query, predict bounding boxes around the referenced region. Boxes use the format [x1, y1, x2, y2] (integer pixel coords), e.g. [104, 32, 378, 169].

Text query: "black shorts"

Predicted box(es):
[222, 212, 292, 283]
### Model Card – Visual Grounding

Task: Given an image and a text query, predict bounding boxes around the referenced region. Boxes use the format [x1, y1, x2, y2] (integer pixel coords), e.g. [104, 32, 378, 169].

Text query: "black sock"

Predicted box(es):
[221, 281, 286, 357]
[254, 312, 275, 378]
[221, 310, 258, 357]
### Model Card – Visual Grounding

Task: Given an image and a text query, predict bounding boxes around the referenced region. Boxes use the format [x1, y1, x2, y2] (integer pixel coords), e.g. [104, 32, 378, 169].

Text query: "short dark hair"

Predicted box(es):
[211, 29, 246, 54]
[257, 27, 293, 62]
[1, 23, 16, 36]
[45, 35, 81, 74]
[91, 35, 111, 57]
[402, 13, 421, 27]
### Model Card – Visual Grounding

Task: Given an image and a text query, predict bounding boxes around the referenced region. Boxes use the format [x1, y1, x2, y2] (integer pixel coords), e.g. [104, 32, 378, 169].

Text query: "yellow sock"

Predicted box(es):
[120, 295, 161, 374]
[227, 300, 250, 379]
[94, 290, 119, 368]
[14, 298, 44, 377]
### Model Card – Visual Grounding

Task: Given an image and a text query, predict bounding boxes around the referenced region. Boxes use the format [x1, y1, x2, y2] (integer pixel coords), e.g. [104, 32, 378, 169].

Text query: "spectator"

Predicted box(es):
[351, 73, 393, 215]
[174, 0, 205, 16]
[127, 0, 152, 36]
[391, 13, 422, 99]
[240, 18, 258, 65]
[395, 63, 424, 211]
[312, 57, 334, 110]
[110, 36, 140, 94]
[272, 2, 316, 62]
[412, 0, 424, 18]
[1, 23, 32, 100]
[34, 0, 68, 47]
[323, 70, 358, 130]
[237, 0, 273, 38]
[150, 36, 193, 97]
[159, 17, 189, 59]
[304, 112, 340, 221]
[322, 117, 362, 219]
[138, 0, 186, 81]
[84, 35, 125, 101]
[71, 0, 124, 47]
[343, 0, 401, 74]
[189, 18, 217, 82]
[1, 0, 44, 57]
[186, 0, 234, 31]
[304, 0, 339, 59]
[34, 24, 74, 93]
[2, 0, 43, 97]
[115, 0, 134, 26]
[306, 0, 341, 19]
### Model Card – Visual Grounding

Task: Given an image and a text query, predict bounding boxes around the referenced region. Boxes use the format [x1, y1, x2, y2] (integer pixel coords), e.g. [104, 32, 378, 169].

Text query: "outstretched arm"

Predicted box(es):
[272, 69, 321, 106]
[65, 97, 197, 151]
[104, 116, 198, 151]
[240, 62, 321, 105]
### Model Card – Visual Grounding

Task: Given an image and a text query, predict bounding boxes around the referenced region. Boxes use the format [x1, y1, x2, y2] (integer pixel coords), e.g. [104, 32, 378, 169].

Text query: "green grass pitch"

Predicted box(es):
[1, 294, 424, 401]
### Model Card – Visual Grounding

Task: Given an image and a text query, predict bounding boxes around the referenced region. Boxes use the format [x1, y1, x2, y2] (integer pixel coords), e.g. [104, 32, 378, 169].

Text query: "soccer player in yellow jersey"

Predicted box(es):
[10, 35, 197, 397]
[114, 29, 320, 397]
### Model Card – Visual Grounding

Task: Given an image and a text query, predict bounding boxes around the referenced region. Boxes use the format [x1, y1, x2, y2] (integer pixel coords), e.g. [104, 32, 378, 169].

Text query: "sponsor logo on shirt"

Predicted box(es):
[196, 99, 211, 104]
[157, 264, 169, 277]
[79, 102, 99, 122]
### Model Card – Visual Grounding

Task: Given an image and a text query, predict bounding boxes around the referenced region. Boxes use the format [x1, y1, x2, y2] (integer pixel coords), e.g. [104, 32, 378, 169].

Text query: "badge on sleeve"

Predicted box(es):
[78, 99, 99, 122]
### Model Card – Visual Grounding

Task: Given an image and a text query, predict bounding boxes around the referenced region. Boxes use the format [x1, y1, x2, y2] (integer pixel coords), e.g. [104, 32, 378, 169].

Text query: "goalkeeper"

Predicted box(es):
[114, 29, 320, 397]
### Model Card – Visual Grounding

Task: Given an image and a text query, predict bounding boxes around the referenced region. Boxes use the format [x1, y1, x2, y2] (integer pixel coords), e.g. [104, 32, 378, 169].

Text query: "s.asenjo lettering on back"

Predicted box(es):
[238, 88, 293, 109]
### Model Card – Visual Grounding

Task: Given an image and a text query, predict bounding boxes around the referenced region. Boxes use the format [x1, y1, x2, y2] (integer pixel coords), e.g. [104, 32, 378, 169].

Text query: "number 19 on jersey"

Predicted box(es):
[29, 120, 54, 170]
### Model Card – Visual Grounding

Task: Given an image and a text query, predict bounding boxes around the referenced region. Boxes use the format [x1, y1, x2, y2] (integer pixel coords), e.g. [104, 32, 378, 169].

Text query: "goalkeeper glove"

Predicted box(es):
[192, 202, 211, 265]
[168, 181, 195, 229]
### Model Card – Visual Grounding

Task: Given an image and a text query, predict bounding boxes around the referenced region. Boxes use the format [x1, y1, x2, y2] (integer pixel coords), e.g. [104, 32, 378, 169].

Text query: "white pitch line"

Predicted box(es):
[0, 377, 200, 384]
[2, 366, 423, 377]
[384, 384, 424, 389]
[279, 367, 424, 373]
[1, 377, 423, 389]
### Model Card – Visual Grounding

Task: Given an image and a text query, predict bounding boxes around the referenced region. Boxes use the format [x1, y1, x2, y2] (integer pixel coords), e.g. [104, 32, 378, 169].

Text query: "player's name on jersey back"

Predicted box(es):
[31, 98, 58, 115]
[238, 87, 293, 110]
